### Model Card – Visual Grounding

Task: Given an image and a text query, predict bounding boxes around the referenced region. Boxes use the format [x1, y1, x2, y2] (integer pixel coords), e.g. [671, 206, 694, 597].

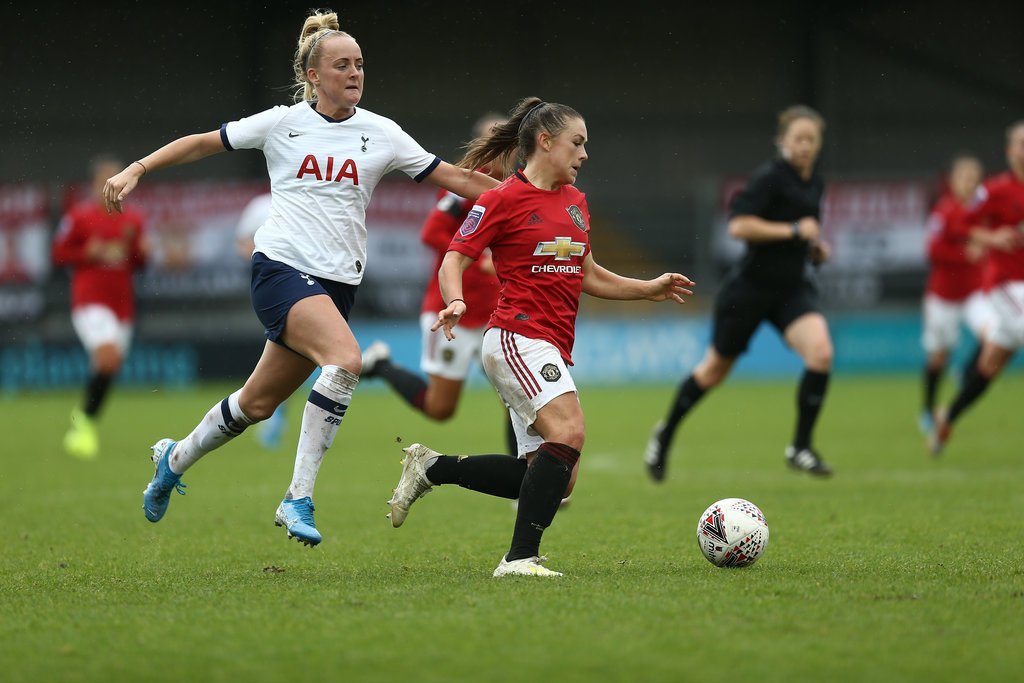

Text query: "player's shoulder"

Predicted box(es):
[562, 183, 586, 205]
[352, 107, 402, 133]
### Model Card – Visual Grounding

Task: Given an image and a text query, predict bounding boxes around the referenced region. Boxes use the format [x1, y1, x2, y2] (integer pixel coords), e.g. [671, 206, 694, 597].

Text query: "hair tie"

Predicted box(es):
[304, 29, 335, 71]
[519, 101, 546, 132]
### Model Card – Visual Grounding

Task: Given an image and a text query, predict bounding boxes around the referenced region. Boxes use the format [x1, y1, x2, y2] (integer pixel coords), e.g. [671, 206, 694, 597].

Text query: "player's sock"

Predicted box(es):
[169, 389, 255, 474]
[82, 371, 114, 417]
[960, 344, 983, 387]
[793, 369, 830, 451]
[947, 363, 992, 425]
[374, 359, 428, 412]
[286, 365, 358, 500]
[425, 454, 528, 499]
[506, 442, 579, 562]
[505, 413, 518, 456]
[923, 365, 942, 415]
[661, 375, 706, 447]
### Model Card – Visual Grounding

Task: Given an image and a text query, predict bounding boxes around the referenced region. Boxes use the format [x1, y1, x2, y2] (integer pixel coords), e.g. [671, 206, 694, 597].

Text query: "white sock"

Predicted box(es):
[286, 365, 358, 500]
[169, 390, 255, 474]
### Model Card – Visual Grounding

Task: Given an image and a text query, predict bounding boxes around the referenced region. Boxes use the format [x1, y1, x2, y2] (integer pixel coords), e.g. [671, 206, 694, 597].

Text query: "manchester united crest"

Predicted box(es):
[566, 205, 587, 232]
[540, 363, 562, 382]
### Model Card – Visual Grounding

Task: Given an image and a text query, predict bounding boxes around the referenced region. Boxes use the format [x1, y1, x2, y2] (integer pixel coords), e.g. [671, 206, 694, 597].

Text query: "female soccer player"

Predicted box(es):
[930, 121, 1024, 454]
[53, 154, 148, 460]
[102, 9, 498, 547]
[644, 105, 835, 481]
[918, 155, 990, 435]
[385, 97, 695, 577]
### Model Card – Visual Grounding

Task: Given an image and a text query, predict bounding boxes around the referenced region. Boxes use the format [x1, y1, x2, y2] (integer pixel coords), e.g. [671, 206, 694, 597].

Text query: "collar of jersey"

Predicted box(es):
[308, 101, 357, 123]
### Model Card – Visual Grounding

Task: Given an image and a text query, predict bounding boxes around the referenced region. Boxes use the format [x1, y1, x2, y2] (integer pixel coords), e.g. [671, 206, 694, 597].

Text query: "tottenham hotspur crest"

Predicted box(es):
[566, 204, 587, 232]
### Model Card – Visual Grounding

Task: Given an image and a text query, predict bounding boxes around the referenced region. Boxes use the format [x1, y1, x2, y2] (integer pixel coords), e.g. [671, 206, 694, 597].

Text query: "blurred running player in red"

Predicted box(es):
[918, 155, 991, 435]
[361, 112, 518, 454]
[931, 121, 1024, 454]
[386, 97, 694, 577]
[53, 154, 149, 459]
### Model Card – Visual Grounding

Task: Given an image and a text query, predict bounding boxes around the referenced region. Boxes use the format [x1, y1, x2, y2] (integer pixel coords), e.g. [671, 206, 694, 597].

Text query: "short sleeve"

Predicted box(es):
[728, 165, 776, 219]
[380, 119, 440, 181]
[222, 106, 290, 152]
[447, 190, 503, 259]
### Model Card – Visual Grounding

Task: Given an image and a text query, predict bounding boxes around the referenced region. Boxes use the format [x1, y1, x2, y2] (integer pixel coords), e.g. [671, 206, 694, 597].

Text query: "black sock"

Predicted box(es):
[426, 454, 527, 499]
[83, 372, 114, 417]
[947, 363, 992, 424]
[505, 414, 518, 456]
[373, 360, 428, 412]
[661, 374, 706, 448]
[961, 344, 983, 387]
[793, 369, 830, 450]
[923, 365, 943, 414]
[507, 442, 580, 562]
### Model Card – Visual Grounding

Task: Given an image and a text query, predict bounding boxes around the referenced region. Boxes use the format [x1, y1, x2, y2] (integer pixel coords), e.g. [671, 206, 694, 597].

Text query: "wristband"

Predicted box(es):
[790, 221, 800, 239]
[132, 160, 148, 175]
[447, 298, 465, 306]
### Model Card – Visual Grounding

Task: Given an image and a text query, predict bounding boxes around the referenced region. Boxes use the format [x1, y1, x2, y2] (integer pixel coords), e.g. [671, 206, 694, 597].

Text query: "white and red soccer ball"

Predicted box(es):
[696, 498, 769, 567]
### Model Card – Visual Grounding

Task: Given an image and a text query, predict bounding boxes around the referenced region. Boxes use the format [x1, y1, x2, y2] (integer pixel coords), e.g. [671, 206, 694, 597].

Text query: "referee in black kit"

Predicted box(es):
[646, 105, 835, 481]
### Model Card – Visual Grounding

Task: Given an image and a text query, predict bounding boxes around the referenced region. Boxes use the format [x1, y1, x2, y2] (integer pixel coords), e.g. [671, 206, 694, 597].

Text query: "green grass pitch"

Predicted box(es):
[2, 374, 1022, 682]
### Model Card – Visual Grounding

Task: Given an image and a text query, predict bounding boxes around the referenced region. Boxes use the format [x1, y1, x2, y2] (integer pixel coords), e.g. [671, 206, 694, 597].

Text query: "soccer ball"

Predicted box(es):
[696, 498, 769, 567]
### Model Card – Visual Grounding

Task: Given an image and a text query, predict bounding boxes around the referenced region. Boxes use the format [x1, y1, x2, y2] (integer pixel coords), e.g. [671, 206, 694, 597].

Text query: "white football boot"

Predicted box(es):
[387, 443, 438, 528]
[492, 555, 563, 577]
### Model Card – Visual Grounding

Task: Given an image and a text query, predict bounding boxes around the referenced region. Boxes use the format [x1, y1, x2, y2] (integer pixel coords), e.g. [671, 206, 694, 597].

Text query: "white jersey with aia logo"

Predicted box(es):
[222, 101, 440, 284]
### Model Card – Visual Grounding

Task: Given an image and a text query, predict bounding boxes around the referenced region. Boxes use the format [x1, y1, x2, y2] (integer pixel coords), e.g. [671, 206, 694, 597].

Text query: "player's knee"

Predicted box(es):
[93, 345, 123, 375]
[554, 425, 585, 452]
[425, 404, 457, 421]
[807, 342, 833, 371]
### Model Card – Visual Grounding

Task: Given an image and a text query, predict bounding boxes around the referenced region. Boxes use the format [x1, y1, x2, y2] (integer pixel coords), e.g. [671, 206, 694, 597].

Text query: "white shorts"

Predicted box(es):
[481, 327, 578, 458]
[71, 304, 133, 353]
[987, 282, 1024, 350]
[419, 312, 485, 381]
[921, 291, 993, 353]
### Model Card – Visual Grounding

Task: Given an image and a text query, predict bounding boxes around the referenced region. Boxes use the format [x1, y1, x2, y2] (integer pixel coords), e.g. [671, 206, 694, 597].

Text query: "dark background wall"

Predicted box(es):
[2, 0, 1022, 284]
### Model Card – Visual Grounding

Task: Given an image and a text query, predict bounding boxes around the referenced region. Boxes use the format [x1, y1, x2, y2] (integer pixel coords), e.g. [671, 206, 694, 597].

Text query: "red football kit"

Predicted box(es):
[52, 201, 147, 320]
[420, 189, 502, 328]
[967, 171, 1024, 288]
[448, 171, 590, 364]
[925, 194, 984, 300]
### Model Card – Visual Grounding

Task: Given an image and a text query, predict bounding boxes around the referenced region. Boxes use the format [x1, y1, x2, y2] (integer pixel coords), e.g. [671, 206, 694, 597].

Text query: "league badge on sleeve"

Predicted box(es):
[459, 205, 486, 237]
[566, 205, 588, 232]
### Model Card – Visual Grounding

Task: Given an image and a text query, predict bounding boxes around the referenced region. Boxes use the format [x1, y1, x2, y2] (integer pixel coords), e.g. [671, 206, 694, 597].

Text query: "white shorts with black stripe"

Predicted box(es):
[481, 327, 578, 458]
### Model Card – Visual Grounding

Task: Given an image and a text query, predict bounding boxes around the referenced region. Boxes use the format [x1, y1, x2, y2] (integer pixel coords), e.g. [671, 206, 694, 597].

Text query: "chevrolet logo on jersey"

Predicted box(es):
[533, 237, 586, 261]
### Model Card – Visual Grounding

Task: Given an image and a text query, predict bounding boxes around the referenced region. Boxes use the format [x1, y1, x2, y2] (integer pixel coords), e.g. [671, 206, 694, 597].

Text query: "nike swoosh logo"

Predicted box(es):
[288, 132, 303, 138]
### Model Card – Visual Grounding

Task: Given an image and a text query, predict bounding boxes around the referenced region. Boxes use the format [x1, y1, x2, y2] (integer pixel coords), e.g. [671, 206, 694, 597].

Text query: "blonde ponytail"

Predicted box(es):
[291, 9, 352, 102]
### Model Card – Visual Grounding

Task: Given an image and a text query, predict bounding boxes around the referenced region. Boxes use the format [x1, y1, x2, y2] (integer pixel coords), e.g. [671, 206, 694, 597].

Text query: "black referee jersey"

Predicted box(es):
[727, 158, 824, 289]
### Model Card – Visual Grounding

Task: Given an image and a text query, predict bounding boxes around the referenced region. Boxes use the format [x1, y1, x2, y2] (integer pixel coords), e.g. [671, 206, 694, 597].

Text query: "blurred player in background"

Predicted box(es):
[360, 112, 518, 455]
[918, 155, 990, 435]
[102, 9, 499, 547]
[53, 154, 148, 460]
[930, 121, 1024, 454]
[386, 97, 694, 577]
[235, 191, 291, 449]
[645, 105, 835, 480]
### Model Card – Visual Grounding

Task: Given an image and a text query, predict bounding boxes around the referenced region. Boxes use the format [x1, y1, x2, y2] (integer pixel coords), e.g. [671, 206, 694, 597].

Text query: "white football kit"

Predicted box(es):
[221, 102, 440, 284]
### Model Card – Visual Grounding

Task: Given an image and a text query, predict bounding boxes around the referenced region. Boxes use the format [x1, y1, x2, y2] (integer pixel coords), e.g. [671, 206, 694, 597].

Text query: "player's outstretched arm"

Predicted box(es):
[581, 254, 693, 303]
[423, 161, 500, 200]
[103, 130, 226, 214]
[432, 250, 476, 340]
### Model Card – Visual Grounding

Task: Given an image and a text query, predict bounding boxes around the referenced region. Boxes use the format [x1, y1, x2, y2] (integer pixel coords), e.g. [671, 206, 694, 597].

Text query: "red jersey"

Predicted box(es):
[52, 201, 147, 320]
[924, 194, 984, 300]
[967, 172, 1024, 288]
[448, 171, 590, 364]
[420, 189, 502, 328]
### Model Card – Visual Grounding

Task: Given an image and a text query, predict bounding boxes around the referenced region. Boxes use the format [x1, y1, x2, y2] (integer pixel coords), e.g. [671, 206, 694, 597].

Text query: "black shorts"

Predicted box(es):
[711, 275, 820, 358]
[250, 252, 357, 344]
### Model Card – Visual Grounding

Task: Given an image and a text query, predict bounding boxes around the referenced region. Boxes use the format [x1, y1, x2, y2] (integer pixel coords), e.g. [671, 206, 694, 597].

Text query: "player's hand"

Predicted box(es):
[809, 239, 831, 265]
[647, 273, 694, 304]
[965, 241, 986, 263]
[430, 300, 468, 341]
[796, 217, 821, 241]
[989, 226, 1019, 252]
[103, 165, 144, 214]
